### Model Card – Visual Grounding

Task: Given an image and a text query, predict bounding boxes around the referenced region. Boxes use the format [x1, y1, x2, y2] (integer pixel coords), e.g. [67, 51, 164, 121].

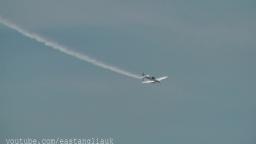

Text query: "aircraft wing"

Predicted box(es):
[142, 80, 155, 84]
[156, 76, 168, 81]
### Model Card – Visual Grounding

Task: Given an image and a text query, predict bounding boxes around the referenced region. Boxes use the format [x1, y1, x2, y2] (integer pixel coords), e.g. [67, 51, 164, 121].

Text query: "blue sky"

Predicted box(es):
[0, 0, 255, 144]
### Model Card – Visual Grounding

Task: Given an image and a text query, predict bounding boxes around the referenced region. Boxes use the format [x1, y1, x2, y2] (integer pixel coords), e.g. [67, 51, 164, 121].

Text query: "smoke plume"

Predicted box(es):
[0, 17, 141, 79]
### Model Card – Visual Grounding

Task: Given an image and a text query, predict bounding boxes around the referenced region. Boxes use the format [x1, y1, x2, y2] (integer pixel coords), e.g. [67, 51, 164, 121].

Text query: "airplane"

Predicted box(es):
[141, 73, 168, 84]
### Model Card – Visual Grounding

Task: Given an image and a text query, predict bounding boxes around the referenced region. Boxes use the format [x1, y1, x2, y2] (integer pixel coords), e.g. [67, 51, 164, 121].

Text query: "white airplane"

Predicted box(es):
[141, 73, 168, 84]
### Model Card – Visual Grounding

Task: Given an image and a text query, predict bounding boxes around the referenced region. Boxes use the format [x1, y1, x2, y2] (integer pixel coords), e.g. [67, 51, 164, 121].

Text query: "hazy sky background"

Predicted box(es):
[0, 0, 255, 144]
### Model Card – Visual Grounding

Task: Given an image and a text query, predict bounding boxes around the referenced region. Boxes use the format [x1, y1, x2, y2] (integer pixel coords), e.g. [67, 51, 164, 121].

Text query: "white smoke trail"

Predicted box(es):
[0, 16, 141, 79]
